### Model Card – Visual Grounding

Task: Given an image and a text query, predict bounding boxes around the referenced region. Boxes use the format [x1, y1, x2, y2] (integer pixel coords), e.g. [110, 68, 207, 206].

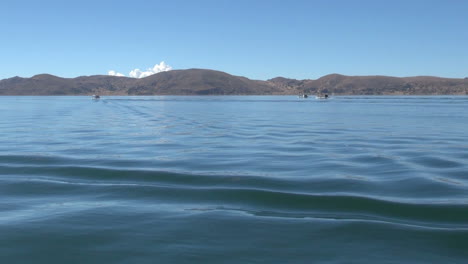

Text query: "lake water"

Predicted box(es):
[1, 96, 467, 263]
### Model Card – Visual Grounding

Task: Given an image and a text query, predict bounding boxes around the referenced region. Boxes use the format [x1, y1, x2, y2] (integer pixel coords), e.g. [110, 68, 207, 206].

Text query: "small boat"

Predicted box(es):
[316, 94, 329, 99]
[92, 94, 100, 99]
[299, 94, 308, 98]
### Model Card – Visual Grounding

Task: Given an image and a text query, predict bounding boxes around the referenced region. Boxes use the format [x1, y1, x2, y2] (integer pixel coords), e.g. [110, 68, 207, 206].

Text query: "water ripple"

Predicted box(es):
[2, 96, 468, 263]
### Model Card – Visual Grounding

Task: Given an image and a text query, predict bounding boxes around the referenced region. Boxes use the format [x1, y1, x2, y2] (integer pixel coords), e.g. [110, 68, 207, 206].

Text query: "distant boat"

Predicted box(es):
[299, 94, 308, 98]
[316, 94, 329, 99]
[92, 95, 100, 99]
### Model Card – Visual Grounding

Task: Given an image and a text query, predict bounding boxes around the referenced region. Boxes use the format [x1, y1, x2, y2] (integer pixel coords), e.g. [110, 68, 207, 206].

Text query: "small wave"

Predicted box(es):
[2, 165, 468, 230]
[409, 156, 465, 169]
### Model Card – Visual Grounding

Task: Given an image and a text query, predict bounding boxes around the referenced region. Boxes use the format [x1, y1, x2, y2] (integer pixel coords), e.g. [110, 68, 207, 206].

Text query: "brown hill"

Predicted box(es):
[0, 74, 134, 95]
[130, 69, 281, 95]
[267, 77, 308, 94]
[0, 69, 467, 95]
[0, 69, 284, 95]
[299, 74, 467, 95]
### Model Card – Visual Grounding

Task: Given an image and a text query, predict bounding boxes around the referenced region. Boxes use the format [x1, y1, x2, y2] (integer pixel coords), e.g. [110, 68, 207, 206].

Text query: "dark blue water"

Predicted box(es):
[1, 96, 467, 263]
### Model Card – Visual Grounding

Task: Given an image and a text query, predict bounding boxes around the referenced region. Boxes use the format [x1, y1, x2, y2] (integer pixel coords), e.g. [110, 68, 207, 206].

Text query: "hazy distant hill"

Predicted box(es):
[269, 74, 467, 95]
[0, 74, 134, 95]
[299, 74, 468, 95]
[0, 69, 466, 95]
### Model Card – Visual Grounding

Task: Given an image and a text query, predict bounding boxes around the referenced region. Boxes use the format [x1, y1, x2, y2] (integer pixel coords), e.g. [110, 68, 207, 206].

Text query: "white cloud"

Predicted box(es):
[108, 61, 172, 78]
[108, 70, 125, 77]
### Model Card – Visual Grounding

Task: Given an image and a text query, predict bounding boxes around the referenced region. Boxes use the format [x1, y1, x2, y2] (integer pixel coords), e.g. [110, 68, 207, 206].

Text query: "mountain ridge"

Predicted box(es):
[1, 69, 467, 95]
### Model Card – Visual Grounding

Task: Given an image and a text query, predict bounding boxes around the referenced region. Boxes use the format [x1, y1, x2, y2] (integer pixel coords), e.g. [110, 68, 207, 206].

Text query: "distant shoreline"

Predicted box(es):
[1, 69, 466, 96]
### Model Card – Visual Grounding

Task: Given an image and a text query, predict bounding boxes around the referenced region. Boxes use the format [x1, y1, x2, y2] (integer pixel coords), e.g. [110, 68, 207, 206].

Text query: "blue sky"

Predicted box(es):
[1, 0, 467, 80]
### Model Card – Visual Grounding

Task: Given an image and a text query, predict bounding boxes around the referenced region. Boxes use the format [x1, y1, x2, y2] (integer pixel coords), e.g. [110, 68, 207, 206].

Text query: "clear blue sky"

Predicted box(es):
[1, 0, 467, 80]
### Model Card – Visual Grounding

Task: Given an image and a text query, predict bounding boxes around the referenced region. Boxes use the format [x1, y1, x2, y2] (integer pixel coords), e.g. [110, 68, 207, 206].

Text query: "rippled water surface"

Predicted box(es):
[1, 96, 467, 263]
